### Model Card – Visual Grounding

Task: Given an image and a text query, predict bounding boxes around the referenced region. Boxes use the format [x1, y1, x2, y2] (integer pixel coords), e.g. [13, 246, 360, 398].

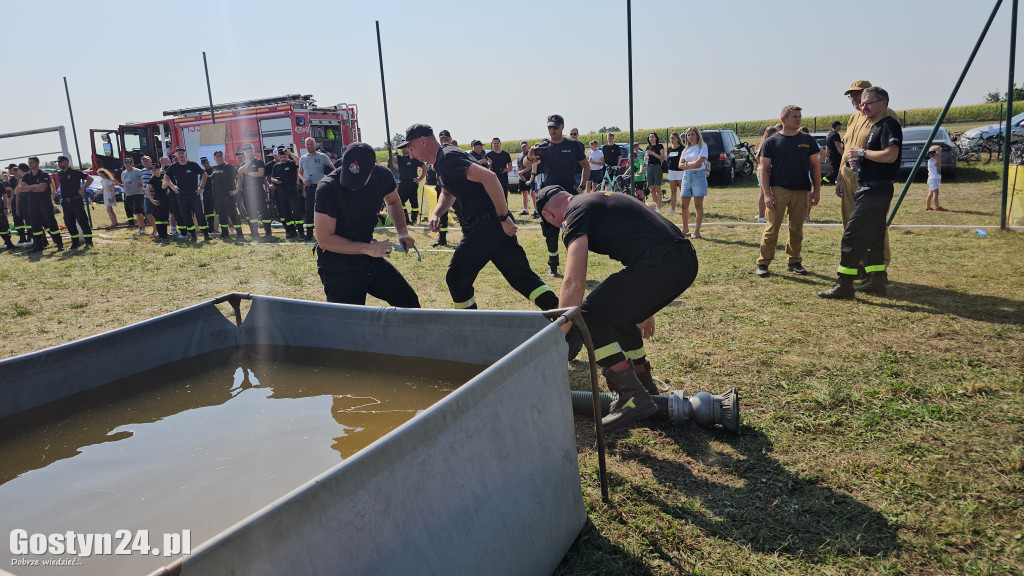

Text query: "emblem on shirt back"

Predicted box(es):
[348, 162, 360, 175]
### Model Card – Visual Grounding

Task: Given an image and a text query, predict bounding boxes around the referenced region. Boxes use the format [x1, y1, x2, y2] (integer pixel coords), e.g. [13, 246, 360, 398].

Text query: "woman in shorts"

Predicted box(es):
[643, 132, 665, 211]
[97, 168, 119, 228]
[665, 132, 685, 214]
[679, 127, 708, 239]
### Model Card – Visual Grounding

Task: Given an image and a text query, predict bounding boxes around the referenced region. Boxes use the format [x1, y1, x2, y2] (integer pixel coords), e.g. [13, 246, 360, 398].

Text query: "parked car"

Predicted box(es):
[899, 126, 957, 178]
[82, 171, 124, 203]
[959, 112, 1024, 148]
[700, 129, 746, 184]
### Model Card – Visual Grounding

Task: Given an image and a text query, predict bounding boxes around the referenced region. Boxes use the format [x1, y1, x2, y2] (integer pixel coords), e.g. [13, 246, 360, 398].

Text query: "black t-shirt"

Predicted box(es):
[561, 191, 685, 266]
[645, 143, 664, 166]
[203, 167, 214, 194]
[435, 143, 499, 228]
[242, 158, 266, 191]
[425, 166, 437, 186]
[758, 132, 820, 191]
[20, 170, 51, 194]
[602, 144, 622, 168]
[666, 145, 684, 171]
[396, 154, 424, 184]
[209, 163, 238, 196]
[314, 164, 396, 257]
[148, 171, 167, 202]
[165, 161, 204, 193]
[825, 131, 843, 163]
[860, 116, 902, 182]
[272, 160, 299, 192]
[264, 160, 277, 185]
[540, 138, 586, 190]
[485, 150, 512, 178]
[58, 168, 89, 198]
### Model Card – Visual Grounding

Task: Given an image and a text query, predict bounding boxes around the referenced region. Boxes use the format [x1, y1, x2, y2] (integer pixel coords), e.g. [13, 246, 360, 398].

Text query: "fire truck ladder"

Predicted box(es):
[162, 94, 316, 117]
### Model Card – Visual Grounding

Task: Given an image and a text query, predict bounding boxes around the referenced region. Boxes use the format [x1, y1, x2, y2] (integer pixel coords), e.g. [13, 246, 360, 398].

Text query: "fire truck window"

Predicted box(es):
[124, 132, 142, 154]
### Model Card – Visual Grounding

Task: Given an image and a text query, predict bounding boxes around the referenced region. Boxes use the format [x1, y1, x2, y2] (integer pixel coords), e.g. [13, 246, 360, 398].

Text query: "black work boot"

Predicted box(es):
[431, 233, 447, 247]
[855, 272, 888, 296]
[295, 223, 304, 239]
[203, 230, 211, 242]
[818, 275, 856, 300]
[304, 227, 314, 241]
[263, 222, 273, 237]
[70, 238, 80, 249]
[602, 367, 658, 433]
[2, 234, 13, 249]
[235, 228, 245, 240]
[633, 359, 660, 395]
[28, 237, 45, 253]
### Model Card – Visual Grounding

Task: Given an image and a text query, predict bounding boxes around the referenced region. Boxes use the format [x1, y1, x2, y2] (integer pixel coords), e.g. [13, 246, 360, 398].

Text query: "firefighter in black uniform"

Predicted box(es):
[9, 164, 30, 244]
[402, 123, 559, 312]
[393, 148, 425, 224]
[164, 147, 210, 242]
[19, 157, 63, 252]
[819, 86, 902, 300]
[313, 143, 419, 307]
[270, 147, 304, 238]
[239, 144, 270, 239]
[146, 163, 171, 240]
[522, 114, 589, 276]
[432, 129, 454, 247]
[56, 156, 94, 248]
[0, 172, 14, 249]
[199, 156, 218, 234]
[209, 151, 244, 239]
[536, 185, 699, 432]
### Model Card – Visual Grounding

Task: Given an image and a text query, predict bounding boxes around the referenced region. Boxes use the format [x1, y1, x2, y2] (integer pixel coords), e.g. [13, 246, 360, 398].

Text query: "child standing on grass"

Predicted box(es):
[925, 145, 947, 211]
[97, 168, 120, 228]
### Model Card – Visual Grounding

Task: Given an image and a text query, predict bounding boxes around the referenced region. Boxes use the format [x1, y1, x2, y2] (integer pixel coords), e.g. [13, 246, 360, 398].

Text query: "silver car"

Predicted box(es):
[899, 126, 957, 178]
[959, 112, 1024, 146]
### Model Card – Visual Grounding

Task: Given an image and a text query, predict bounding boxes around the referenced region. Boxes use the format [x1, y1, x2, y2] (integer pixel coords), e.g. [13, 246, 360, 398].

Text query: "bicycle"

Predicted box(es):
[597, 165, 625, 193]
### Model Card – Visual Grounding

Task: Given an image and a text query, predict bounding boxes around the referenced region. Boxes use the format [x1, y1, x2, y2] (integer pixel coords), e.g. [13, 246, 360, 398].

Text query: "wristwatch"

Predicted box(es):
[497, 211, 514, 222]
[858, 150, 866, 159]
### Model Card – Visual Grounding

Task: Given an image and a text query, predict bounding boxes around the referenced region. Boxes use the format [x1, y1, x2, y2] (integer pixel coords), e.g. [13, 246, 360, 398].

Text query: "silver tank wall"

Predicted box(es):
[0, 296, 587, 576]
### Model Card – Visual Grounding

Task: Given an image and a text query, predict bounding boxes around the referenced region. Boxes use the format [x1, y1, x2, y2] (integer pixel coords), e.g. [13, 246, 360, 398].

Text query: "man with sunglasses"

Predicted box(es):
[522, 114, 589, 276]
[820, 86, 901, 299]
[836, 80, 898, 282]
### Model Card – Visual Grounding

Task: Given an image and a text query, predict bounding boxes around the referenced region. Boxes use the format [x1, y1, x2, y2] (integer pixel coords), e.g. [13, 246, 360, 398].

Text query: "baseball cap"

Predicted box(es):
[199, 156, 209, 163]
[438, 129, 451, 138]
[397, 123, 434, 149]
[338, 143, 377, 190]
[242, 143, 255, 151]
[213, 150, 224, 156]
[520, 141, 529, 147]
[546, 114, 564, 127]
[535, 184, 567, 213]
[844, 80, 871, 95]
[174, 146, 186, 152]
[57, 155, 69, 162]
[471, 139, 483, 147]
[275, 146, 287, 154]
[831, 121, 843, 128]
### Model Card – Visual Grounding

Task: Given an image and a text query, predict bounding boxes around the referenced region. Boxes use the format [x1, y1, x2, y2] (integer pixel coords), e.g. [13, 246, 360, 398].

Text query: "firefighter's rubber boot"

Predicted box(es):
[633, 359, 660, 395]
[220, 226, 231, 239]
[28, 236, 45, 253]
[69, 237, 80, 249]
[235, 228, 245, 240]
[601, 367, 658, 433]
[431, 233, 447, 247]
[284, 223, 296, 238]
[51, 232, 63, 251]
[854, 271, 887, 296]
[818, 274, 856, 300]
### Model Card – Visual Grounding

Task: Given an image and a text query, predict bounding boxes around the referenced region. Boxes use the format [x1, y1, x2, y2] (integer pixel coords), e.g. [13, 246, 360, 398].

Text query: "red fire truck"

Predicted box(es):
[89, 94, 359, 174]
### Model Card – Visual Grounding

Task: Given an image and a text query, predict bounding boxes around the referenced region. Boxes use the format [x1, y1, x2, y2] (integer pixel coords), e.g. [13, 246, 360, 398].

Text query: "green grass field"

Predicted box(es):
[1, 163, 1022, 575]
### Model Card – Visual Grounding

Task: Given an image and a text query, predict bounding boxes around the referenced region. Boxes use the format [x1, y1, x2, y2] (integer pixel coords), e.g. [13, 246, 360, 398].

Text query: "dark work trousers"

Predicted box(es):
[827, 158, 841, 183]
[177, 191, 207, 238]
[839, 181, 893, 276]
[243, 186, 267, 236]
[61, 196, 92, 243]
[215, 191, 243, 236]
[152, 200, 170, 239]
[583, 240, 698, 368]
[123, 192, 134, 223]
[167, 193, 183, 232]
[0, 205, 10, 245]
[445, 216, 558, 310]
[203, 191, 217, 232]
[28, 193, 62, 248]
[303, 184, 317, 238]
[276, 188, 303, 236]
[317, 252, 420, 307]
[11, 194, 27, 242]
[16, 194, 31, 241]
[497, 173, 509, 202]
[397, 182, 419, 222]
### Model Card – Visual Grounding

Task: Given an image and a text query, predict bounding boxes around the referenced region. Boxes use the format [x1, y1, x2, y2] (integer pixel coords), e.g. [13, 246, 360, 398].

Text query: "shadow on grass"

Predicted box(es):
[553, 518, 661, 576]
[627, 427, 900, 561]
[859, 281, 1024, 324]
[699, 237, 761, 249]
[947, 165, 1002, 183]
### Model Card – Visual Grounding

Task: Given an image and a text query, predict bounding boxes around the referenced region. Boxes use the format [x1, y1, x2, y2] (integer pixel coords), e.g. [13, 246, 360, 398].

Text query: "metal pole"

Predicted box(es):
[203, 52, 216, 124]
[626, 0, 635, 185]
[1002, 0, 1018, 230]
[888, 0, 1004, 226]
[62, 77, 84, 169]
[376, 21, 394, 171]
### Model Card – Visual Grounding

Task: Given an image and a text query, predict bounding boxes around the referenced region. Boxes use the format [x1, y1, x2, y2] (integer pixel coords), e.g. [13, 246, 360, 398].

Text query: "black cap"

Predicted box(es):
[535, 184, 568, 213]
[199, 156, 209, 162]
[397, 123, 434, 149]
[438, 129, 451, 138]
[471, 139, 483, 147]
[275, 146, 287, 154]
[57, 155, 69, 162]
[831, 121, 843, 128]
[174, 146, 186, 152]
[338, 143, 377, 190]
[520, 141, 529, 147]
[213, 150, 224, 156]
[546, 114, 564, 128]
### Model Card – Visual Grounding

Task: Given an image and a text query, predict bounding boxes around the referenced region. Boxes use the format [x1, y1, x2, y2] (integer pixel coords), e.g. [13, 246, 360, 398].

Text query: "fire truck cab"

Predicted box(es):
[90, 94, 359, 175]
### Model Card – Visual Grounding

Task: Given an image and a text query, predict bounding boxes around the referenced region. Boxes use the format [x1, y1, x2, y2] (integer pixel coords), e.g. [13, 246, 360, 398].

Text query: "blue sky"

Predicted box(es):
[1, 0, 1020, 164]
